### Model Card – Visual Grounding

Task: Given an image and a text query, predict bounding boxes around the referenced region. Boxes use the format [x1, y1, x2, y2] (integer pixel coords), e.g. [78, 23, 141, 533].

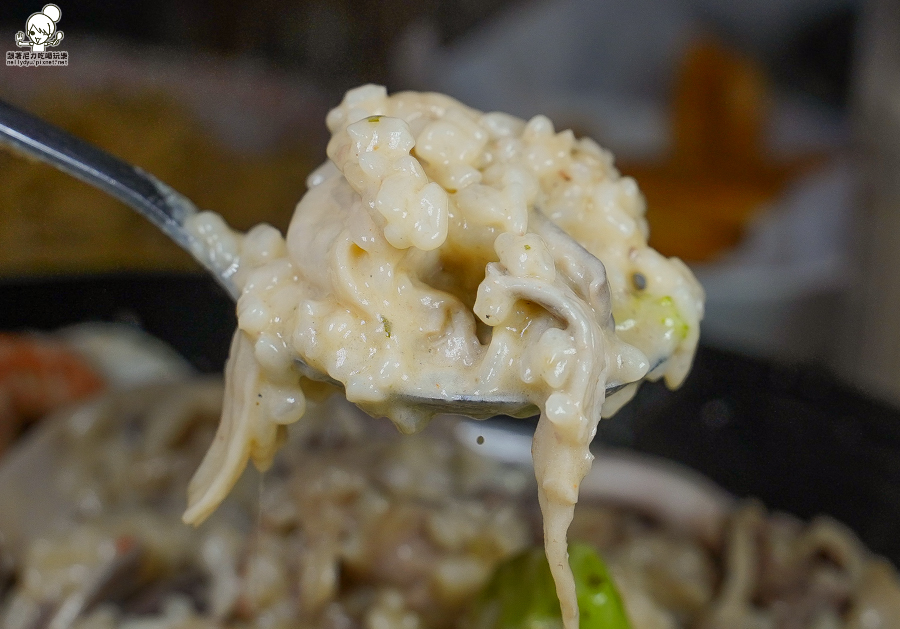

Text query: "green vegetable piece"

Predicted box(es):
[613, 294, 689, 356]
[467, 544, 631, 629]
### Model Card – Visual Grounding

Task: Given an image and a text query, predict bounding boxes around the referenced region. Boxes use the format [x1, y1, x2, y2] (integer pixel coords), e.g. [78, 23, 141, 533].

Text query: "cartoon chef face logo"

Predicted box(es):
[15, 4, 64, 52]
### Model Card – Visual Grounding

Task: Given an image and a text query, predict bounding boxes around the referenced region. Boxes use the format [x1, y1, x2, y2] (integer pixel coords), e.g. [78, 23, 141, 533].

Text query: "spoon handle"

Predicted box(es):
[0, 98, 236, 298]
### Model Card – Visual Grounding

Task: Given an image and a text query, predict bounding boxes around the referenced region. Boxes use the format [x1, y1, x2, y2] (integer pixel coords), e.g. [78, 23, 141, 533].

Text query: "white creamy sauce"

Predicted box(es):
[184, 85, 704, 628]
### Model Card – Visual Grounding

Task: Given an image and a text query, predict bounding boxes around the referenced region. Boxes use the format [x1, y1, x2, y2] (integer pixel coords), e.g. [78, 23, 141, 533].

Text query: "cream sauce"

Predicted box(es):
[183, 85, 704, 628]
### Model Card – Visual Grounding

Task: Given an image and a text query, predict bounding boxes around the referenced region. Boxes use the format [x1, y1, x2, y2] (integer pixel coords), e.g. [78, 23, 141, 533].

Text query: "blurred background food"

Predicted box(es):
[0, 59, 325, 275]
[0, 89, 319, 275]
[5, 381, 900, 628]
[0, 331, 104, 454]
[4, 0, 900, 607]
[621, 39, 826, 263]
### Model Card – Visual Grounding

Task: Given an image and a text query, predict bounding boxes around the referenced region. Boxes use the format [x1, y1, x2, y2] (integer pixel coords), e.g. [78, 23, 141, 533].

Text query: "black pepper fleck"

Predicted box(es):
[632, 272, 647, 291]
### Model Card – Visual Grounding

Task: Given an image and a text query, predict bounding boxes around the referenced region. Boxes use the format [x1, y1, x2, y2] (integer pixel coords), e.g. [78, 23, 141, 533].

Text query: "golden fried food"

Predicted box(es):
[621, 40, 824, 262]
[0, 89, 317, 276]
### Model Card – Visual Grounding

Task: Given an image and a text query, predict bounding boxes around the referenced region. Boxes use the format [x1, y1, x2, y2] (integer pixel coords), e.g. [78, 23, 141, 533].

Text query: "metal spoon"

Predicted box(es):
[0, 98, 644, 418]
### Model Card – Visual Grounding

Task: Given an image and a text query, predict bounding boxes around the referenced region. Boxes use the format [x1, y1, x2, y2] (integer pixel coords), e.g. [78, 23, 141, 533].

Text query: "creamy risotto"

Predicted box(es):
[3, 382, 900, 629]
[184, 85, 704, 627]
